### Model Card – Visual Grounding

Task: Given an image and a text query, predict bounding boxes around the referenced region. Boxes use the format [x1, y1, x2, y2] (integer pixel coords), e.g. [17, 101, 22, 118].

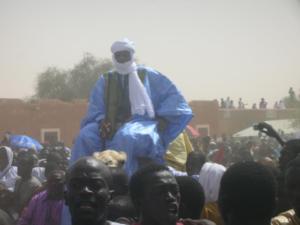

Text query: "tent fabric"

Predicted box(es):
[233, 119, 300, 137]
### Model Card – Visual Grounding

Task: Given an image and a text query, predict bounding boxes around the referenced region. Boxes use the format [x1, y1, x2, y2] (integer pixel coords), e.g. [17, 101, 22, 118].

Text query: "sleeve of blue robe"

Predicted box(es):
[80, 75, 106, 129]
[144, 67, 193, 146]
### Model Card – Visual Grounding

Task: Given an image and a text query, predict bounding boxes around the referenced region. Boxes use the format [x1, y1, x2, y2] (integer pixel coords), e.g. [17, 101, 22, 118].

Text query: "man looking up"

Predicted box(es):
[129, 164, 180, 225]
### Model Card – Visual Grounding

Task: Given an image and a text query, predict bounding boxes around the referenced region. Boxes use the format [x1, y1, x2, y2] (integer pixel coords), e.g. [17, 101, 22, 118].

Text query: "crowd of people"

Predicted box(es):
[1, 38, 300, 225]
[0, 128, 300, 225]
[219, 97, 270, 110]
[219, 87, 300, 110]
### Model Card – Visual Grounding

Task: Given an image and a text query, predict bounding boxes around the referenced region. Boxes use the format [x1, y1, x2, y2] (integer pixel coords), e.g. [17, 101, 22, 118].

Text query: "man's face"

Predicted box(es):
[185, 158, 196, 176]
[17, 160, 33, 178]
[65, 166, 111, 225]
[140, 170, 180, 225]
[185, 156, 202, 176]
[114, 50, 132, 63]
[47, 171, 65, 200]
[285, 167, 300, 217]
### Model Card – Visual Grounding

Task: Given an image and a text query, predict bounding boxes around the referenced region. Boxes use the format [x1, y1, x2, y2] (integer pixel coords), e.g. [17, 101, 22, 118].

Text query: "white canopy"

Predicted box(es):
[233, 119, 300, 137]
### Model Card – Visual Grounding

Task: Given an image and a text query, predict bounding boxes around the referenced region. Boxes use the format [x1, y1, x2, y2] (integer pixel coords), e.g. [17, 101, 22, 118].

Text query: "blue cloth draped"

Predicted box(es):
[71, 66, 193, 176]
[9, 135, 43, 151]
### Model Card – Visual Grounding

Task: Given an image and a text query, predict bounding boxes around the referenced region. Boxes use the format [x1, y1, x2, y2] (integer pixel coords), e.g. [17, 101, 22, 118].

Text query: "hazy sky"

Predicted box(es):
[1, 0, 300, 107]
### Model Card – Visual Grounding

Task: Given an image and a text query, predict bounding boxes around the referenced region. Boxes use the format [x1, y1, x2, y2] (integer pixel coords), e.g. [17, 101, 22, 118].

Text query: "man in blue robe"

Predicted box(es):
[71, 38, 193, 175]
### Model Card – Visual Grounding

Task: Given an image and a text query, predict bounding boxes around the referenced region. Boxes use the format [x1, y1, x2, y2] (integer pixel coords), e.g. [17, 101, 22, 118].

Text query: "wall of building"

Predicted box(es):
[217, 108, 296, 136]
[0, 98, 297, 148]
[189, 101, 296, 136]
[189, 100, 219, 136]
[0, 99, 87, 146]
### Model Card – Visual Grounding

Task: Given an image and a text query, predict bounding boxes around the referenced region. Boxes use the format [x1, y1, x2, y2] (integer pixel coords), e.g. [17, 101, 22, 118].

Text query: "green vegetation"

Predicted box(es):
[34, 53, 113, 101]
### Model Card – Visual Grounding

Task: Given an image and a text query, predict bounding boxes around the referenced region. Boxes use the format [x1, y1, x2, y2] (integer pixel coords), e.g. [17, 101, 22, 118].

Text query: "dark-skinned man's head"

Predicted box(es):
[129, 163, 180, 225]
[65, 157, 112, 225]
[175, 176, 205, 219]
[279, 139, 300, 172]
[185, 151, 206, 176]
[285, 156, 300, 217]
[17, 151, 35, 179]
[47, 170, 65, 200]
[218, 161, 276, 225]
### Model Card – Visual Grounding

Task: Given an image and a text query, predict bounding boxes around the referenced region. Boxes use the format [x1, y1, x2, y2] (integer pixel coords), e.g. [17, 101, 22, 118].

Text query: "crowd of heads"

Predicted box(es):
[0, 142, 69, 224]
[219, 97, 269, 110]
[219, 87, 300, 110]
[0, 126, 300, 225]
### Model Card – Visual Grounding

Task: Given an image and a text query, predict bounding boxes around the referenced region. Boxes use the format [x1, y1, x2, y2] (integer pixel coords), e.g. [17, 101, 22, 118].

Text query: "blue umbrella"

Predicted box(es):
[9, 135, 43, 151]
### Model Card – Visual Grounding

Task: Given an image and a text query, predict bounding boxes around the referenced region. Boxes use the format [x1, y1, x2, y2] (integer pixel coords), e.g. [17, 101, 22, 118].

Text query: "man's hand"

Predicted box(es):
[100, 121, 112, 139]
[253, 122, 285, 146]
[253, 122, 277, 138]
[157, 117, 168, 132]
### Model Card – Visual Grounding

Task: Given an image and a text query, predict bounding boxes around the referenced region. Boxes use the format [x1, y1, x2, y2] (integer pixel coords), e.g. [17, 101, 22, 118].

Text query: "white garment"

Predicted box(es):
[111, 38, 135, 54]
[198, 162, 226, 203]
[111, 38, 155, 118]
[0, 166, 17, 191]
[32, 167, 46, 183]
[0, 146, 18, 191]
[168, 166, 187, 177]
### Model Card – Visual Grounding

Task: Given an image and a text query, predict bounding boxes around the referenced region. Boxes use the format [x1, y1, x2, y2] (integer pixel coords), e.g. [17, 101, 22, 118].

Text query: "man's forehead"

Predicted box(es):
[68, 160, 110, 179]
[49, 172, 65, 180]
[69, 167, 107, 178]
[148, 170, 177, 185]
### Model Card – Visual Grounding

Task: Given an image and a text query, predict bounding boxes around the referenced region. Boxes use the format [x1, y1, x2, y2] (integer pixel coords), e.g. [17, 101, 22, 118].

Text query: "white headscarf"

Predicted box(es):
[0, 146, 14, 179]
[111, 38, 154, 118]
[0, 146, 18, 191]
[198, 162, 226, 203]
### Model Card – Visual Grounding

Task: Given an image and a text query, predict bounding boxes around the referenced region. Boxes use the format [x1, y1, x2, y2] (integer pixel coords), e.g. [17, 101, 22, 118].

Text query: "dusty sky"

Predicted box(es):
[1, 0, 300, 107]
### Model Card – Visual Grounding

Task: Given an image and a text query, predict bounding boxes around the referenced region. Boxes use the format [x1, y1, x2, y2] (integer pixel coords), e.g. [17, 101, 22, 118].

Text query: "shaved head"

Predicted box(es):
[67, 157, 112, 186]
[66, 157, 112, 225]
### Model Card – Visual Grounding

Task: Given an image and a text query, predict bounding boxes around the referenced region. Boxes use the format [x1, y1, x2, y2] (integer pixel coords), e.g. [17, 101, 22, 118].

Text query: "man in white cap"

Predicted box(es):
[71, 38, 193, 176]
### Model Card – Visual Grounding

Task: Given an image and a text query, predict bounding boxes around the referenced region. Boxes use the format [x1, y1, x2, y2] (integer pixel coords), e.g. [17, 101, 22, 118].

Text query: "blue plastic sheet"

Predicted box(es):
[10, 135, 43, 151]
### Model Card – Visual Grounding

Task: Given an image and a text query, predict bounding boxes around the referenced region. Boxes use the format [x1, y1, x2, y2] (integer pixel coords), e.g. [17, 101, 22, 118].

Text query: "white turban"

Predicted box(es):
[111, 38, 135, 54]
[110, 38, 155, 119]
